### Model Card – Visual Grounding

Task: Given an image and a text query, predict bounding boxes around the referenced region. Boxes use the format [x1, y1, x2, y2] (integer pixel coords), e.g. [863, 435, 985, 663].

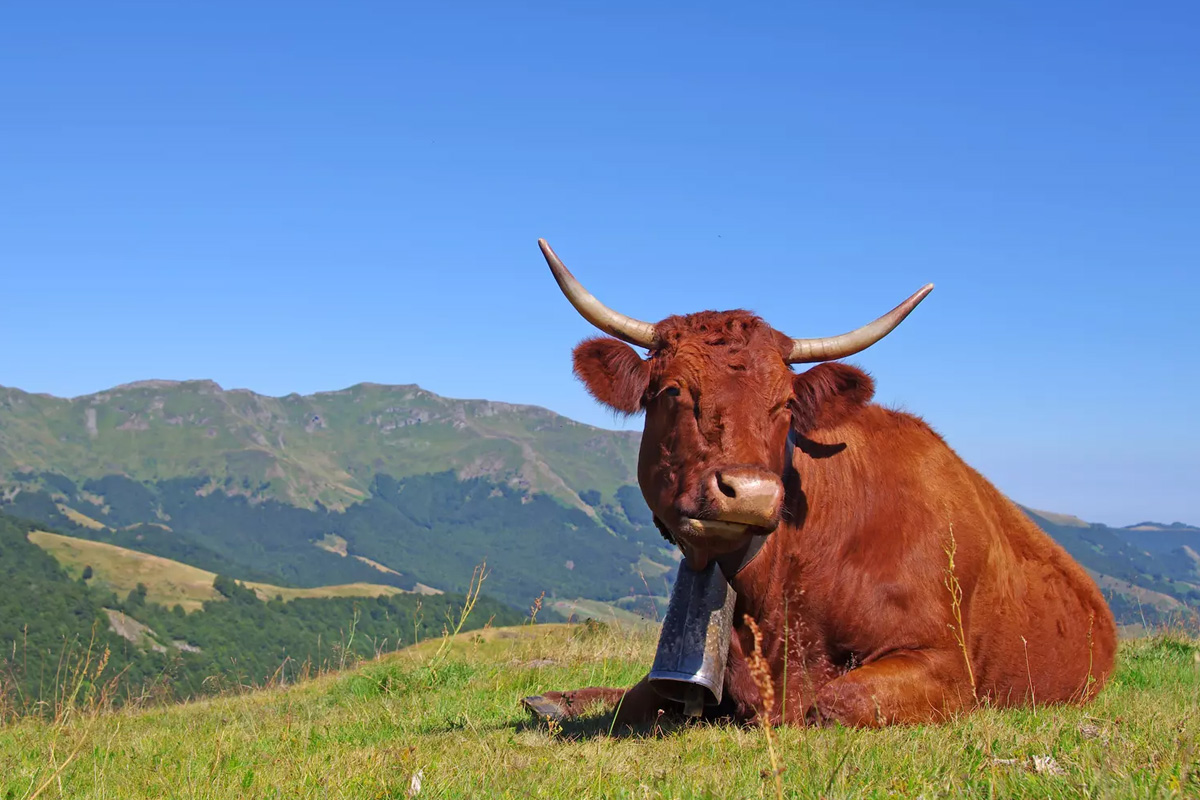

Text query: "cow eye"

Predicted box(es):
[650, 385, 682, 404]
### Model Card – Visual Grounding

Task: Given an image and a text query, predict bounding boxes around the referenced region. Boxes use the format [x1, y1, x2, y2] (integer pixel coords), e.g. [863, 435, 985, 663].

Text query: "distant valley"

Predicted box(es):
[0, 379, 675, 612]
[1016, 508, 1199, 628]
[2, 379, 1197, 641]
[0, 511, 523, 715]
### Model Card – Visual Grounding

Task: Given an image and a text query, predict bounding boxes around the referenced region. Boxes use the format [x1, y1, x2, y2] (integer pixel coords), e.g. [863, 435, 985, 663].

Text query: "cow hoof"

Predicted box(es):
[522, 694, 568, 722]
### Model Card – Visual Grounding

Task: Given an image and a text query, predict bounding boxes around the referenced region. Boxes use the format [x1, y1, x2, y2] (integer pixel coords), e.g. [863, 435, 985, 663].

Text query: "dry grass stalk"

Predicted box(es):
[26, 631, 124, 800]
[335, 607, 361, 672]
[528, 590, 545, 625]
[744, 614, 784, 800]
[1021, 635, 1036, 708]
[1082, 612, 1097, 702]
[942, 522, 978, 703]
[636, 570, 661, 623]
[428, 561, 488, 673]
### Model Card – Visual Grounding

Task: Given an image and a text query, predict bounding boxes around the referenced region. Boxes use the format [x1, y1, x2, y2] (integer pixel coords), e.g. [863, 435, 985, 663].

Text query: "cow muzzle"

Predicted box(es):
[678, 465, 783, 541]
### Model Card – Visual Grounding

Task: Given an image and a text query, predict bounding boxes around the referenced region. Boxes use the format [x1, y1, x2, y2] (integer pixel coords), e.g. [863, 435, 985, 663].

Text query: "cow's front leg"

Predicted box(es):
[522, 675, 676, 728]
[815, 650, 973, 727]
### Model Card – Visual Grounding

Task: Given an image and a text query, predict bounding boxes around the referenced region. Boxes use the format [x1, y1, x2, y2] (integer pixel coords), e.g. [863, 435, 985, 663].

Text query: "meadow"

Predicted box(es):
[28, 530, 412, 612]
[1, 621, 1196, 799]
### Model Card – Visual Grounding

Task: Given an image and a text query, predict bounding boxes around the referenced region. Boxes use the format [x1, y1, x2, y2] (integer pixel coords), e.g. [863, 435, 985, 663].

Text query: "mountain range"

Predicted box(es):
[2, 379, 1197, 628]
[0, 380, 639, 513]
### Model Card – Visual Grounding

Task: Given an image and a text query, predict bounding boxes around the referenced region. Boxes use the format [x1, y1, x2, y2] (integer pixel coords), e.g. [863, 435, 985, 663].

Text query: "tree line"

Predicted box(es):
[0, 511, 521, 717]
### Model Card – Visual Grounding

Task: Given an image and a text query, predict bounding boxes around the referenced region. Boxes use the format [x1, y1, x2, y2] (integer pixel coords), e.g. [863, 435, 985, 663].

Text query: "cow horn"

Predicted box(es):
[786, 283, 934, 363]
[539, 239, 659, 348]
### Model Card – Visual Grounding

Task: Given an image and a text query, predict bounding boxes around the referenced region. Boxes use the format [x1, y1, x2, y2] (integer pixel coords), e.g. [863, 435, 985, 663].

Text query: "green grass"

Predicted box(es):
[1, 623, 1197, 799]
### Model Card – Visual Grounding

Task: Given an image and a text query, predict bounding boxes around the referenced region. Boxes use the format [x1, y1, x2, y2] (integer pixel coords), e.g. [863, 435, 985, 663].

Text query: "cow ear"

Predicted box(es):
[572, 337, 651, 415]
[790, 363, 875, 433]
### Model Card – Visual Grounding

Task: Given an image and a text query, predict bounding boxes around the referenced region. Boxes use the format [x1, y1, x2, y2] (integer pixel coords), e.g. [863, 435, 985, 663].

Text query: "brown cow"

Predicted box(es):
[524, 239, 1116, 729]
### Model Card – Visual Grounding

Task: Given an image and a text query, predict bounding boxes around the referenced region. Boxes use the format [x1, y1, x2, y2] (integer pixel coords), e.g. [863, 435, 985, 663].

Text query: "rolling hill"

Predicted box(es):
[0, 380, 639, 512]
[1117, 520, 1200, 556]
[2, 379, 1197, 627]
[0, 511, 522, 713]
[27, 530, 424, 612]
[1, 470, 674, 611]
[1020, 508, 1200, 627]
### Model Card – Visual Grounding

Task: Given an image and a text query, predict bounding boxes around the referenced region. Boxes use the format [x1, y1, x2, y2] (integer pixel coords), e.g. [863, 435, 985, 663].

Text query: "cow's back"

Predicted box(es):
[961, 472, 1117, 705]
[800, 404, 1117, 708]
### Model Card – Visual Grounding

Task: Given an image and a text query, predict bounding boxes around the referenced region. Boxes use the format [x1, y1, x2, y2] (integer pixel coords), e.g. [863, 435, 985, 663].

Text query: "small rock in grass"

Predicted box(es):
[990, 756, 1066, 776]
[1031, 755, 1066, 776]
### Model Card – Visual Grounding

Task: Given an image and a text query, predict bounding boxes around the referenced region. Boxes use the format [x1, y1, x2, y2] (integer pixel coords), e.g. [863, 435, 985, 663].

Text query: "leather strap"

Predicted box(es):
[715, 531, 770, 579]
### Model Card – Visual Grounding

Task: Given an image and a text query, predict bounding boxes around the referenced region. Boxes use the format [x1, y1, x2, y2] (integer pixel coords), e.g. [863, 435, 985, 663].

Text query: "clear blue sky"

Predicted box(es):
[2, 2, 1197, 526]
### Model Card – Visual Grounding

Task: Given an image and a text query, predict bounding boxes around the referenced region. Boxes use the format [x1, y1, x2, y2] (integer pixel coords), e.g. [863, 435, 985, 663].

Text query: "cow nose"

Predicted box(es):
[706, 466, 783, 529]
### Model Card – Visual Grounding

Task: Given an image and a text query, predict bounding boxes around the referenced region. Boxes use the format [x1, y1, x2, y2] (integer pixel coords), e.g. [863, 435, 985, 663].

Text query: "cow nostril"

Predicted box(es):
[704, 468, 781, 529]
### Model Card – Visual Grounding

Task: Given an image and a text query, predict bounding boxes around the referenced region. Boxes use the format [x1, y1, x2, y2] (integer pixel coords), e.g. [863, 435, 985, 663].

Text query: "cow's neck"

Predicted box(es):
[721, 423, 867, 716]
[724, 524, 841, 722]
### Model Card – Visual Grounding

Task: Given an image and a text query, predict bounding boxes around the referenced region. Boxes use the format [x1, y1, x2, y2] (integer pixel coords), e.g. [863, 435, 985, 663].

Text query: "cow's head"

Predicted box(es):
[540, 239, 932, 571]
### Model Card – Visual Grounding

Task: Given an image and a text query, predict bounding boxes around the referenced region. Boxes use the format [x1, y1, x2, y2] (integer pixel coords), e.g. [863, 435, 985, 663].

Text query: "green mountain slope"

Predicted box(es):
[1117, 520, 1200, 556]
[0, 510, 520, 714]
[1021, 508, 1200, 627]
[28, 529, 420, 612]
[3, 380, 1197, 627]
[0, 380, 640, 511]
[0, 471, 675, 610]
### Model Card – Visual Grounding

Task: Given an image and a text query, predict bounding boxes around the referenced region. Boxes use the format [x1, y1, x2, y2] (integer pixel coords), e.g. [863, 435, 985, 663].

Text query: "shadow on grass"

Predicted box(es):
[512, 707, 728, 740]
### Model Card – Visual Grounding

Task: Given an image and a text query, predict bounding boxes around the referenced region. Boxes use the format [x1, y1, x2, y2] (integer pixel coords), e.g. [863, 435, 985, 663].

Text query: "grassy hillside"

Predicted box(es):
[1023, 508, 1200, 626]
[0, 380, 640, 511]
[1, 623, 1196, 798]
[7, 473, 1198, 627]
[0, 512, 522, 715]
[28, 531, 417, 612]
[2, 471, 674, 611]
[3, 379, 1197, 626]
[9, 472, 1197, 627]
[1117, 521, 1200, 556]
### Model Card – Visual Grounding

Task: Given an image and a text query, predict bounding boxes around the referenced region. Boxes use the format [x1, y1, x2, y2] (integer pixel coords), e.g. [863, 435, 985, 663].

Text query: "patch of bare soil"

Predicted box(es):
[104, 609, 167, 653]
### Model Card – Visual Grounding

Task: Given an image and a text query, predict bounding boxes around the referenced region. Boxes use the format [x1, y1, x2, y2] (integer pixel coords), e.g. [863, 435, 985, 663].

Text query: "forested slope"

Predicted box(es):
[0, 511, 521, 715]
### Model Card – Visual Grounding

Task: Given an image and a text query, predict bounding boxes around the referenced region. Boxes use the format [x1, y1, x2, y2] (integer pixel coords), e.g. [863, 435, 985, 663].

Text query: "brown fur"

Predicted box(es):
[573, 337, 650, 415]
[539, 309, 1116, 729]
